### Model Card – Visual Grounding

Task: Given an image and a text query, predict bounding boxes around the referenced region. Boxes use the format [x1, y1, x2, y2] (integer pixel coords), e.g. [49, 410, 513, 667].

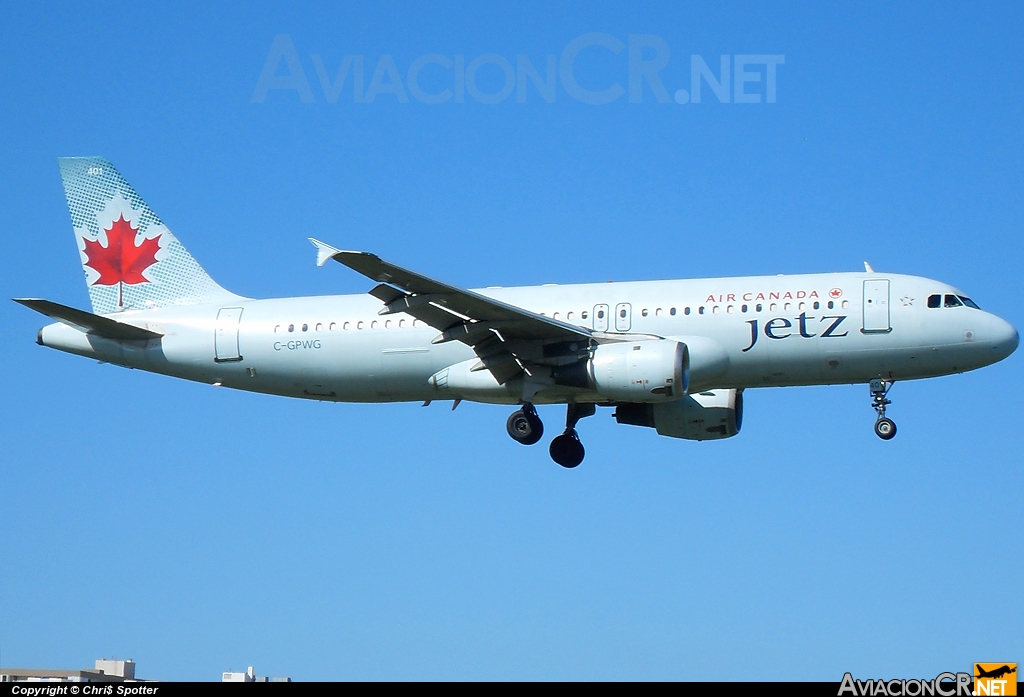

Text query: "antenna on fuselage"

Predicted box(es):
[864, 261, 875, 273]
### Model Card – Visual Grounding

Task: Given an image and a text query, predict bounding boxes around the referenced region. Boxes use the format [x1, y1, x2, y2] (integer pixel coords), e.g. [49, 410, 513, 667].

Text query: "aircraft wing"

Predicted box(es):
[310, 238, 603, 384]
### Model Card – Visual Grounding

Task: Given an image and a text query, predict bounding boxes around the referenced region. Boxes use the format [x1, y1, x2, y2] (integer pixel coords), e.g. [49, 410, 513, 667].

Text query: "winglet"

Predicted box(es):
[864, 261, 875, 273]
[309, 238, 342, 267]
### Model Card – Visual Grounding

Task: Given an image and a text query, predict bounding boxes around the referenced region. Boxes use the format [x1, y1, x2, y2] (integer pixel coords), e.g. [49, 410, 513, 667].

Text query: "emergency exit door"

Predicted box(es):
[214, 307, 244, 362]
[862, 280, 891, 333]
[614, 303, 632, 331]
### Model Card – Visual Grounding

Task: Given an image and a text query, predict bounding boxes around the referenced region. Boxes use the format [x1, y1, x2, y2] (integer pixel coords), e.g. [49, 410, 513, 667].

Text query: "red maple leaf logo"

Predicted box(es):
[82, 214, 161, 307]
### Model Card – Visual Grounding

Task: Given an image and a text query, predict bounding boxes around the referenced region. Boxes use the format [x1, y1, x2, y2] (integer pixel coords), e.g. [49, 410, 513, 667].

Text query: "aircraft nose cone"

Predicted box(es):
[989, 316, 1018, 361]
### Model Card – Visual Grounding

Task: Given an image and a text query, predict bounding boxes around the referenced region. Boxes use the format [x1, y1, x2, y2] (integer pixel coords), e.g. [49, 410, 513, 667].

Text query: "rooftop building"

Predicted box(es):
[222, 666, 291, 682]
[1, 659, 138, 682]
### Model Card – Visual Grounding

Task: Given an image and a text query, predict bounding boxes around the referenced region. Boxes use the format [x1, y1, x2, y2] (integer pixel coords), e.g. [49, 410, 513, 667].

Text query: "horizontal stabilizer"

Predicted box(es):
[13, 298, 162, 341]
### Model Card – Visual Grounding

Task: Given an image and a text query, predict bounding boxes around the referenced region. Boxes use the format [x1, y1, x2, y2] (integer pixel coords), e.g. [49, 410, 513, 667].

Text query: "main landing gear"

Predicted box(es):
[505, 403, 595, 468]
[549, 403, 595, 468]
[506, 404, 543, 445]
[870, 378, 897, 440]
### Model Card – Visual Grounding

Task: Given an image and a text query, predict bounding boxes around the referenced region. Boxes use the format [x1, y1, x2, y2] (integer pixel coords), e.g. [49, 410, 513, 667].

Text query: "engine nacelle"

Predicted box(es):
[579, 339, 689, 402]
[613, 388, 743, 440]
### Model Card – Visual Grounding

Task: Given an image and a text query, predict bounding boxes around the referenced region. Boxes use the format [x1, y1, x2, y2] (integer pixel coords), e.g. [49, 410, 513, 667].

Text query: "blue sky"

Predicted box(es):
[1, 1, 1021, 681]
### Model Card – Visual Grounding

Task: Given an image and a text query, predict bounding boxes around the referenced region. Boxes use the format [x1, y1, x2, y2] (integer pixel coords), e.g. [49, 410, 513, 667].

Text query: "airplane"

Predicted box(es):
[975, 665, 1016, 680]
[15, 157, 1019, 468]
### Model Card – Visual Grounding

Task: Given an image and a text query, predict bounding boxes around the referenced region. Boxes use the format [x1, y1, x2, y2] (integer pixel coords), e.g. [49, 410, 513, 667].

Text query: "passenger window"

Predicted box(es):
[315, 323, 323, 332]
[329, 322, 337, 331]
[581, 310, 589, 320]
[288, 324, 294, 333]
[670, 307, 676, 316]
[827, 301, 834, 310]
[741, 304, 748, 313]
[641, 309, 648, 317]
[684, 307, 690, 315]
[699, 306, 705, 315]
[399, 319, 406, 328]
[301, 323, 308, 332]
[756, 304, 762, 312]
[655, 308, 662, 317]
[958, 296, 981, 309]
[567, 311, 575, 320]
[944, 294, 963, 308]
[813, 301, 820, 310]
[274, 325, 281, 333]
[343, 322, 350, 330]
[841, 300, 849, 309]
[927, 294, 941, 308]
[597, 310, 605, 319]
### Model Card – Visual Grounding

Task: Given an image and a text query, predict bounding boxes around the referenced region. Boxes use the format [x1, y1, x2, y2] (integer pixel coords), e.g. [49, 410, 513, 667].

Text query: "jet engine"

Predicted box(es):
[613, 388, 743, 440]
[553, 339, 689, 402]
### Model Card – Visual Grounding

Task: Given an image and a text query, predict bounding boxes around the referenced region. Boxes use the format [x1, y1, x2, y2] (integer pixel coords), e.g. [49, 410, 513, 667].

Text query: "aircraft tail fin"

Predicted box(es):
[58, 157, 239, 314]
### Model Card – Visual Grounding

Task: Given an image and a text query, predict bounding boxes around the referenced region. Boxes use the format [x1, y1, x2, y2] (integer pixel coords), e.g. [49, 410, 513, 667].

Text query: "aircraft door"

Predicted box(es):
[615, 303, 632, 331]
[214, 307, 244, 362]
[593, 304, 609, 331]
[862, 280, 891, 333]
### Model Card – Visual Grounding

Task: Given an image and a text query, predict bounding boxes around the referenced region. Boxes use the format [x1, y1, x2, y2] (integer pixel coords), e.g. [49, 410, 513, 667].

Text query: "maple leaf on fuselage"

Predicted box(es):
[82, 214, 161, 287]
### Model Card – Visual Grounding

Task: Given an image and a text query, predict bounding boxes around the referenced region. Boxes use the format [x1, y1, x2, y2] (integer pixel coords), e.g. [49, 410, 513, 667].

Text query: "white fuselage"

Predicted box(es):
[38, 271, 1018, 405]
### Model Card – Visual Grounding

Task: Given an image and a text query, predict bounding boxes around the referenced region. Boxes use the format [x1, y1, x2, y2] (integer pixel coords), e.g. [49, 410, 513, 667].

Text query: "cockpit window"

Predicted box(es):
[944, 294, 963, 308]
[958, 296, 980, 309]
[927, 294, 941, 308]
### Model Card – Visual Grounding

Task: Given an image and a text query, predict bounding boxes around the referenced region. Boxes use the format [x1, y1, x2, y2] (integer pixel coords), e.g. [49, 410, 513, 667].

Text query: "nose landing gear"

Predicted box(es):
[869, 378, 897, 440]
[549, 403, 595, 468]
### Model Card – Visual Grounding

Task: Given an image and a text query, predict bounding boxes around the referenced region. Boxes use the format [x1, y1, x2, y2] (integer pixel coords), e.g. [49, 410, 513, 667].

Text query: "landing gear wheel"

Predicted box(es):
[549, 430, 585, 468]
[868, 379, 897, 440]
[874, 417, 897, 440]
[506, 407, 543, 445]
